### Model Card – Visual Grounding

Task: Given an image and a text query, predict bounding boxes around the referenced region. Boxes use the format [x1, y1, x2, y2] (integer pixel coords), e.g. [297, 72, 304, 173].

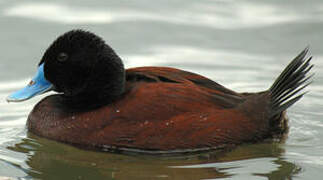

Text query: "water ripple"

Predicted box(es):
[173, 157, 279, 178]
[3, 2, 314, 28]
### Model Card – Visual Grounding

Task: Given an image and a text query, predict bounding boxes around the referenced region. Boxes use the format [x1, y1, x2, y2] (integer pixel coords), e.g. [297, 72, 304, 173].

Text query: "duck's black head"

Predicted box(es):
[7, 30, 126, 107]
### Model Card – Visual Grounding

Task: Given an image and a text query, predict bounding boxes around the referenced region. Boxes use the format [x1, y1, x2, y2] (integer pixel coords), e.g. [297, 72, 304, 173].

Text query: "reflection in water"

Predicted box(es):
[5, 133, 301, 180]
[257, 158, 302, 180]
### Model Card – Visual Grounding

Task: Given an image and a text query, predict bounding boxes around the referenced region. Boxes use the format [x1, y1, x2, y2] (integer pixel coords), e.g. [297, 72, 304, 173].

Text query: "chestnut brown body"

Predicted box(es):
[27, 67, 284, 154]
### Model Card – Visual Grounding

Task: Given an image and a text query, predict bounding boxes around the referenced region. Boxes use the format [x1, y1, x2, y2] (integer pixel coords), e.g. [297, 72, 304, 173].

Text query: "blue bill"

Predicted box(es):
[6, 63, 53, 102]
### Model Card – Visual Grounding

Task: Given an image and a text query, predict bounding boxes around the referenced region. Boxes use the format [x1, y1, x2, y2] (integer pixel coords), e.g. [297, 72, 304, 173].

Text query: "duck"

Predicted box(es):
[7, 30, 313, 154]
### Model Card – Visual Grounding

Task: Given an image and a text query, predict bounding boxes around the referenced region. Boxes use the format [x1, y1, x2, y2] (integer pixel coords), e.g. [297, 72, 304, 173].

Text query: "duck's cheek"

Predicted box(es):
[52, 67, 91, 97]
[7, 63, 53, 102]
[60, 77, 88, 97]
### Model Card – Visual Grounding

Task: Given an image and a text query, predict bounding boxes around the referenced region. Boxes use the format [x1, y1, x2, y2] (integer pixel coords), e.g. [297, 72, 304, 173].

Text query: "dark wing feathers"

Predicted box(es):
[126, 67, 244, 108]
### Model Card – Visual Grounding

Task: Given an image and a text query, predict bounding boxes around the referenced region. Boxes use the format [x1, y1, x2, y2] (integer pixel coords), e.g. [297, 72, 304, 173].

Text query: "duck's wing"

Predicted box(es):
[126, 67, 245, 108]
[127, 67, 238, 94]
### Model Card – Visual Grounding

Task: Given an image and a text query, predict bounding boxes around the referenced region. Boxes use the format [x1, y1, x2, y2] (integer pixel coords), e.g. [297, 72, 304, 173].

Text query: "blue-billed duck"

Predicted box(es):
[7, 30, 313, 154]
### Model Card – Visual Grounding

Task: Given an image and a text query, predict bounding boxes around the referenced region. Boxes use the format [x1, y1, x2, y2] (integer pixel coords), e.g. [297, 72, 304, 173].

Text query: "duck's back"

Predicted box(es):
[27, 67, 278, 154]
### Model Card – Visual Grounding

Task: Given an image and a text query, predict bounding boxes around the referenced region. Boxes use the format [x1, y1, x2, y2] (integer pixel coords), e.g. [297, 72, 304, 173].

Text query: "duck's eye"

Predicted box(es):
[57, 52, 68, 62]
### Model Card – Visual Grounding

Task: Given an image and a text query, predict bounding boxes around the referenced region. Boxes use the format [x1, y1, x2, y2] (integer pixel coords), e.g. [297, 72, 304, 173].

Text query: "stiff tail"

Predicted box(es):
[269, 47, 314, 118]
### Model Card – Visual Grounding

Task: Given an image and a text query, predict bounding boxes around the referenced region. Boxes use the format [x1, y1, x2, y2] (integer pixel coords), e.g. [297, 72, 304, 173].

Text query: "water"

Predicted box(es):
[0, 0, 322, 179]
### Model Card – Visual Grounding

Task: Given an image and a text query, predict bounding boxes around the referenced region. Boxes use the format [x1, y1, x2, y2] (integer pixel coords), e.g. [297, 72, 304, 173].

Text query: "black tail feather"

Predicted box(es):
[269, 47, 313, 118]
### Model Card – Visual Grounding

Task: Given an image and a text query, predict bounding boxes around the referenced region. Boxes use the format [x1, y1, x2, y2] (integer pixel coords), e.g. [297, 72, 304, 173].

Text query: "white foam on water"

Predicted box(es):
[178, 2, 302, 29]
[5, 3, 114, 24]
[287, 152, 323, 166]
[0, 118, 26, 127]
[4, 2, 307, 29]
[124, 45, 273, 68]
[0, 126, 25, 145]
[4, 3, 176, 25]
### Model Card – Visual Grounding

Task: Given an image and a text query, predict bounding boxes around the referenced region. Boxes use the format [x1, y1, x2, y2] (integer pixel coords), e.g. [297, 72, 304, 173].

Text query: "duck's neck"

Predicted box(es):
[62, 91, 124, 110]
